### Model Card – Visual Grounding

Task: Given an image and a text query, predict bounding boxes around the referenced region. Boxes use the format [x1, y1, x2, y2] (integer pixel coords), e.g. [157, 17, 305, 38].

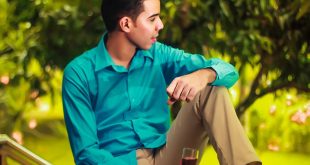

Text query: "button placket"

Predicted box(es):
[128, 71, 137, 108]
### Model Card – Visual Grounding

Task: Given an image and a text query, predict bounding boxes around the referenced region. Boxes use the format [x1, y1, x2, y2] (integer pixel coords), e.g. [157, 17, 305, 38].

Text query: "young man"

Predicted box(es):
[62, 0, 262, 164]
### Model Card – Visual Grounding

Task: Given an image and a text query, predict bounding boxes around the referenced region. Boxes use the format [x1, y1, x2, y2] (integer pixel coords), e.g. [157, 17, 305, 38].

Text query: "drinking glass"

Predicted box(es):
[181, 147, 199, 165]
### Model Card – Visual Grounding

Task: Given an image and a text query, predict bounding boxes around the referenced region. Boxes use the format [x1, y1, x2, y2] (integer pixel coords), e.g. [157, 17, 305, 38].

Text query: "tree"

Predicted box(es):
[0, 0, 102, 135]
[1, 0, 309, 136]
[160, 0, 310, 116]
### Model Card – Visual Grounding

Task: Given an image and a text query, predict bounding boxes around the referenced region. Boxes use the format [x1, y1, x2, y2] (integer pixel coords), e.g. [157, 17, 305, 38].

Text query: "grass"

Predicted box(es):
[23, 136, 310, 165]
[24, 136, 74, 165]
[200, 147, 310, 165]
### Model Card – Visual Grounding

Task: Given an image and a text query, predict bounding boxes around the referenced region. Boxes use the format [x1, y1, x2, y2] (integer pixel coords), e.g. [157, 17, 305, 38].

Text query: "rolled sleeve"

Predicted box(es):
[208, 58, 239, 88]
[152, 42, 239, 88]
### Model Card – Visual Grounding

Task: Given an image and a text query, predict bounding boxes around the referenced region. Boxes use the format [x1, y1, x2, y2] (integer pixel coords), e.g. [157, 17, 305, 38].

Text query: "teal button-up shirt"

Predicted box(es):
[62, 34, 239, 165]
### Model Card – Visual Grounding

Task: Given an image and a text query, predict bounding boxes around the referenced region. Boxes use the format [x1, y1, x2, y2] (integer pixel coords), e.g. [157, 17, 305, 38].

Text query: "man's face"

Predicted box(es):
[127, 0, 164, 50]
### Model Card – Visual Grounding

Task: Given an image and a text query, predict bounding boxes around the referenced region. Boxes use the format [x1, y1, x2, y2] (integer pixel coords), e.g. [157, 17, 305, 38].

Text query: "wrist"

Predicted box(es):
[202, 68, 216, 84]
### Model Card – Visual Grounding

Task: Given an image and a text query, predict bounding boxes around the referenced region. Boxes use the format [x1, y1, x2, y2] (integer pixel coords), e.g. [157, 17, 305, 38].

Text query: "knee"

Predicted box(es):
[199, 86, 229, 101]
[212, 86, 228, 95]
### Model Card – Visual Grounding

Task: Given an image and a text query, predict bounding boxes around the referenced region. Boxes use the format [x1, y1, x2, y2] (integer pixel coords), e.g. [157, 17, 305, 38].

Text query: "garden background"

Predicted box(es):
[0, 0, 309, 164]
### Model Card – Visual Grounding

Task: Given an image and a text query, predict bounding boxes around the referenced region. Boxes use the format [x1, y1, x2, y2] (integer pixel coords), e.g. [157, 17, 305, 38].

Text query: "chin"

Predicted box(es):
[139, 44, 152, 50]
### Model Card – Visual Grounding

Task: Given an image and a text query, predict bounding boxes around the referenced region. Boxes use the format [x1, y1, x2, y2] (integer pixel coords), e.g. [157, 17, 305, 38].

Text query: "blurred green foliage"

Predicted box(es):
[0, 0, 103, 138]
[0, 0, 309, 160]
[201, 146, 310, 165]
[160, 0, 310, 115]
[246, 90, 310, 153]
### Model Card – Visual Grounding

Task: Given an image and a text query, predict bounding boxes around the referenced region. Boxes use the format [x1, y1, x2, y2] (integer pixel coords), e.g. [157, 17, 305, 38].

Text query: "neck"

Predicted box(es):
[105, 31, 136, 68]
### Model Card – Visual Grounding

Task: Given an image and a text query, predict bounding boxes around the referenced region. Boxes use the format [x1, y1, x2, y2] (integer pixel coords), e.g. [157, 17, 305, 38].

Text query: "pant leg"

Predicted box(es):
[154, 86, 261, 165]
[154, 89, 208, 165]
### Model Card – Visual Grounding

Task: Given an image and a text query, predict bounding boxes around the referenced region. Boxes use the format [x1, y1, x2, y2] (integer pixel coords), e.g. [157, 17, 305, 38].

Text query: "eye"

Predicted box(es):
[150, 17, 156, 22]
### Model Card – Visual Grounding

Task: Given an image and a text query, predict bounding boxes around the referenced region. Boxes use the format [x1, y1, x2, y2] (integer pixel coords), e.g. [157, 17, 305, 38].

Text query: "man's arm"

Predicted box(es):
[153, 42, 239, 88]
[62, 65, 127, 165]
[166, 68, 216, 104]
[152, 42, 239, 104]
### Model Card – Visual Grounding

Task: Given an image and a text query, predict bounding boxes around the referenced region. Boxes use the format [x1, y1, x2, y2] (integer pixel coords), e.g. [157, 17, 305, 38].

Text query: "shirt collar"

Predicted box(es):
[95, 33, 154, 72]
[95, 33, 113, 72]
[139, 49, 153, 60]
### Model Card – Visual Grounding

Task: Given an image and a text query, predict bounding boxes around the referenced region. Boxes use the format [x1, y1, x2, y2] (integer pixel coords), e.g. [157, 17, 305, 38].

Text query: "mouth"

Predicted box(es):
[151, 38, 157, 43]
[151, 36, 158, 43]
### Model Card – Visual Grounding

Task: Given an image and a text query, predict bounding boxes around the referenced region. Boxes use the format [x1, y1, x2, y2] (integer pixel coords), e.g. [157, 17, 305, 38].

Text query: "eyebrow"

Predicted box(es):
[148, 13, 160, 18]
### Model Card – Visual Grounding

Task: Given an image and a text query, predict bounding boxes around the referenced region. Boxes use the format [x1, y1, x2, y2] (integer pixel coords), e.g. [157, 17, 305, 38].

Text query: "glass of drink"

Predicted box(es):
[181, 147, 199, 165]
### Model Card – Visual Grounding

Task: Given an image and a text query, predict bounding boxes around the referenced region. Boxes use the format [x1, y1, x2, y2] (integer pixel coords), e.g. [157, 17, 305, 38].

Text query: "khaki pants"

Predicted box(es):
[136, 86, 261, 165]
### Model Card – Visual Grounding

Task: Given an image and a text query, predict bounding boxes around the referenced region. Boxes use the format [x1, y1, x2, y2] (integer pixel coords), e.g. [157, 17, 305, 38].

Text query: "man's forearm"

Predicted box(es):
[194, 68, 217, 86]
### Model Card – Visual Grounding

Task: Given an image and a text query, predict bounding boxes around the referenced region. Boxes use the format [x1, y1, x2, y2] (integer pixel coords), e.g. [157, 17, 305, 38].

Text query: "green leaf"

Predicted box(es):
[219, 0, 232, 18]
[296, 0, 310, 20]
[27, 57, 42, 77]
[270, 0, 278, 10]
[0, 0, 8, 27]
[260, 0, 267, 11]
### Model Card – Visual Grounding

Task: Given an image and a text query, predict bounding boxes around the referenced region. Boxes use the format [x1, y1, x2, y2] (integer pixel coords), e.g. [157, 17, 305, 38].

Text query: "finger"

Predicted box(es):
[167, 97, 176, 105]
[186, 88, 196, 102]
[179, 84, 190, 101]
[166, 78, 179, 97]
[172, 80, 185, 100]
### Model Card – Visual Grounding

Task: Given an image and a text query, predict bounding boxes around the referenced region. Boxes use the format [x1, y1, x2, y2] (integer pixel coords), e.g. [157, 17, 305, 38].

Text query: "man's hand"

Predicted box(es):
[166, 69, 216, 105]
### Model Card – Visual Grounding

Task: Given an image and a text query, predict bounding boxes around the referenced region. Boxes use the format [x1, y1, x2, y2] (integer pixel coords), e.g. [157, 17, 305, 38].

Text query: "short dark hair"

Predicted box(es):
[101, 0, 145, 32]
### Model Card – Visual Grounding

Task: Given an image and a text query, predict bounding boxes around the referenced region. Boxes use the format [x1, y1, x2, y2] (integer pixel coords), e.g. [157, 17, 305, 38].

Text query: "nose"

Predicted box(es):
[156, 18, 164, 31]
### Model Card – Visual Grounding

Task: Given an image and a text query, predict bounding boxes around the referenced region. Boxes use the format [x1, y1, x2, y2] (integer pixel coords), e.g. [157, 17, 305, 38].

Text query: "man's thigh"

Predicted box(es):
[154, 87, 211, 165]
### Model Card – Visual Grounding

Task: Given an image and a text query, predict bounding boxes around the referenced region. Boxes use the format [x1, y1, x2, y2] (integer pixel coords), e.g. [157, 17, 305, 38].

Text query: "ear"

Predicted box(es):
[119, 17, 133, 32]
